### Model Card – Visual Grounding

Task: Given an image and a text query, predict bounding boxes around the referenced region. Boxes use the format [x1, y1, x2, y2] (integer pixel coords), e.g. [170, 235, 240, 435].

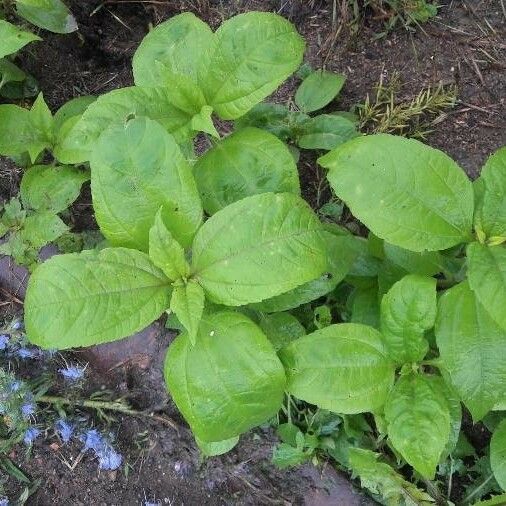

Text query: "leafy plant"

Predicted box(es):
[1, 9, 504, 503]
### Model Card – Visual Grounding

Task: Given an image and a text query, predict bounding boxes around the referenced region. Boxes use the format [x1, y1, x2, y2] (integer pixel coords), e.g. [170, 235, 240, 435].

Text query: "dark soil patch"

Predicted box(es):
[1, 0, 505, 504]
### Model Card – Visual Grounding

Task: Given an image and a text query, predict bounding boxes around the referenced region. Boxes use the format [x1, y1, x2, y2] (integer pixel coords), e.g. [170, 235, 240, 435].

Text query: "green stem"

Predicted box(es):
[38, 395, 144, 416]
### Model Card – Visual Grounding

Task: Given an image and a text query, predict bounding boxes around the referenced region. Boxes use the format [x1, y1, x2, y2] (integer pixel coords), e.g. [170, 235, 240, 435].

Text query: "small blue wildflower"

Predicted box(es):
[58, 365, 85, 381]
[55, 419, 74, 443]
[21, 401, 35, 419]
[97, 445, 123, 470]
[16, 347, 37, 359]
[12, 321, 23, 330]
[23, 427, 41, 445]
[0, 496, 8, 506]
[145, 502, 161, 506]
[0, 335, 9, 350]
[80, 429, 105, 452]
[9, 380, 22, 393]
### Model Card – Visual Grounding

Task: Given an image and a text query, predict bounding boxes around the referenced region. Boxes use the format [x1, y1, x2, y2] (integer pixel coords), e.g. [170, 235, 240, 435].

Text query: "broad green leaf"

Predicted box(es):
[435, 281, 506, 421]
[0, 70, 38, 99]
[20, 212, 68, 249]
[385, 373, 450, 479]
[380, 274, 436, 365]
[191, 192, 326, 306]
[474, 146, 506, 241]
[169, 280, 204, 345]
[0, 98, 52, 160]
[467, 242, 506, 330]
[193, 127, 300, 214]
[258, 312, 305, 351]
[350, 286, 380, 329]
[195, 435, 239, 457]
[491, 419, 506, 491]
[20, 165, 88, 213]
[0, 20, 41, 59]
[319, 134, 474, 252]
[16, 0, 77, 34]
[279, 323, 395, 414]
[251, 230, 357, 312]
[190, 105, 219, 137]
[54, 87, 193, 164]
[0, 59, 26, 89]
[383, 242, 445, 277]
[90, 117, 202, 251]
[132, 12, 215, 88]
[349, 448, 435, 505]
[164, 311, 285, 442]
[53, 95, 96, 133]
[25, 248, 171, 349]
[297, 114, 358, 151]
[295, 70, 346, 113]
[148, 209, 190, 281]
[474, 495, 506, 506]
[202, 12, 305, 119]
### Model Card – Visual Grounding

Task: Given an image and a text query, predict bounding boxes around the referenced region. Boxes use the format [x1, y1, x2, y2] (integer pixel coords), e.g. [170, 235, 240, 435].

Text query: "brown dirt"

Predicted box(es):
[1, 0, 505, 504]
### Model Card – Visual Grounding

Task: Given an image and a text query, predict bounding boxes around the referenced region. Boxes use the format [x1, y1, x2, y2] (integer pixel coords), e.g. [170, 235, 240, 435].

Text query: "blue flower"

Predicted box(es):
[16, 347, 37, 359]
[0, 335, 9, 350]
[145, 502, 161, 506]
[80, 429, 105, 452]
[23, 427, 41, 445]
[8, 380, 22, 393]
[58, 365, 85, 381]
[97, 445, 123, 470]
[0, 496, 8, 506]
[12, 321, 23, 330]
[55, 419, 74, 443]
[21, 402, 35, 419]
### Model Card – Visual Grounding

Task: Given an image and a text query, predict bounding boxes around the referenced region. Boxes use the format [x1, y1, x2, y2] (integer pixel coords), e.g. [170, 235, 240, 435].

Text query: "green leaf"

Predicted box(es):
[148, 209, 190, 281]
[435, 281, 506, 421]
[54, 87, 194, 164]
[132, 12, 214, 88]
[296, 114, 358, 151]
[348, 448, 435, 505]
[474, 495, 506, 506]
[383, 242, 446, 277]
[279, 323, 395, 414]
[190, 105, 219, 137]
[0, 99, 52, 160]
[319, 134, 474, 252]
[350, 286, 380, 329]
[235, 102, 298, 142]
[295, 70, 346, 113]
[258, 312, 305, 351]
[170, 280, 204, 345]
[90, 116, 202, 251]
[20, 212, 68, 249]
[191, 192, 327, 306]
[195, 435, 239, 457]
[0, 58, 26, 89]
[474, 147, 506, 241]
[251, 230, 357, 312]
[164, 311, 285, 442]
[0, 70, 38, 99]
[202, 12, 305, 120]
[193, 127, 300, 215]
[385, 373, 450, 479]
[380, 274, 436, 365]
[272, 442, 311, 469]
[467, 242, 506, 330]
[15, 0, 77, 34]
[0, 20, 41, 59]
[25, 248, 171, 349]
[20, 165, 88, 213]
[53, 95, 96, 133]
[491, 419, 506, 491]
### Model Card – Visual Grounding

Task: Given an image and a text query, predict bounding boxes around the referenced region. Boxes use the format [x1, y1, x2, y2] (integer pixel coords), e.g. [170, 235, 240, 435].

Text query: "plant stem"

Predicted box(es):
[37, 395, 179, 431]
[461, 473, 495, 505]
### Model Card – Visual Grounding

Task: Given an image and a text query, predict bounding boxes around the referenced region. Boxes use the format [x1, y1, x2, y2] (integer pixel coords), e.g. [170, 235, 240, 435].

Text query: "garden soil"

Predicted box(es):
[0, 0, 505, 504]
